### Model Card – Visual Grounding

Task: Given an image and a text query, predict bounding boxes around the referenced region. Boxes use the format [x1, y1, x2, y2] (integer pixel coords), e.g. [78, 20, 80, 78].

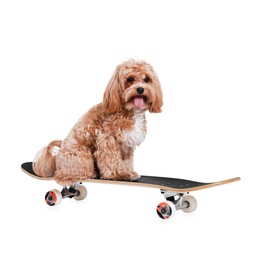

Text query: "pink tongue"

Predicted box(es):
[134, 97, 144, 108]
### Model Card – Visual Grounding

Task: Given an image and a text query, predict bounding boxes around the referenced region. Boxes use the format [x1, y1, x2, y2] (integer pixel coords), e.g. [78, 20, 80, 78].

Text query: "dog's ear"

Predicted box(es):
[149, 74, 163, 113]
[103, 65, 123, 113]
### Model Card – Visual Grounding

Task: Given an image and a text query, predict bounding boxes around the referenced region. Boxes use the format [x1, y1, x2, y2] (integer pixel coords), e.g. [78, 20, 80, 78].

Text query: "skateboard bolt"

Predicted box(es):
[161, 207, 167, 214]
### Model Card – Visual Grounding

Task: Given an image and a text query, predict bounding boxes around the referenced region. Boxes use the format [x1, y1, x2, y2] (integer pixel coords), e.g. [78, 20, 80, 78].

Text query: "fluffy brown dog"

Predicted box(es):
[33, 59, 163, 186]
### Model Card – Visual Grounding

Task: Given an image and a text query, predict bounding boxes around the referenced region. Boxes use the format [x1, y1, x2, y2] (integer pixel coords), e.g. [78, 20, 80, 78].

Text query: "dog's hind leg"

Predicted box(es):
[55, 147, 96, 186]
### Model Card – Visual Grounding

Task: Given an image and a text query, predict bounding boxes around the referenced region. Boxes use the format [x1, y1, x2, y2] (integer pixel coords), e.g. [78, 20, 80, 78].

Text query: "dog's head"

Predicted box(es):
[103, 59, 163, 113]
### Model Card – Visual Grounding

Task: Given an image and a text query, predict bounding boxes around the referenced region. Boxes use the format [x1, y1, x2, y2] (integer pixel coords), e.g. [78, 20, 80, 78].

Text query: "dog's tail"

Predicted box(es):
[33, 140, 62, 178]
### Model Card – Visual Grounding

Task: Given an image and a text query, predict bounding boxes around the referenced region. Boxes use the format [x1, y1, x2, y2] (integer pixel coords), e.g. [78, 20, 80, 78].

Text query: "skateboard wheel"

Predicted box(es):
[182, 195, 197, 213]
[45, 189, 62, 206]
[73, 184, 87, 201]
[156, 201, 176, 219]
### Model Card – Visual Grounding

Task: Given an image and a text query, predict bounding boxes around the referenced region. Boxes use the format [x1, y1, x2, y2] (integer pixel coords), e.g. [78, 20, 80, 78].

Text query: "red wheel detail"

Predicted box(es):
[156, 202, 172, 219]
[45, 191, 57, 206]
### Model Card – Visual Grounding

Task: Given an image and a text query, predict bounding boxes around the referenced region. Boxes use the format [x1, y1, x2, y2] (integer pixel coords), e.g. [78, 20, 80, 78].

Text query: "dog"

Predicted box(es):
[33, 59, 163, 186]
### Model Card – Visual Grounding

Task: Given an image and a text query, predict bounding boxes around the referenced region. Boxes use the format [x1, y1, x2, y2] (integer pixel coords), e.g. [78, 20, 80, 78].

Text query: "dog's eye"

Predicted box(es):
[144, 76, 150, 83]
[127, 76, 134, 83]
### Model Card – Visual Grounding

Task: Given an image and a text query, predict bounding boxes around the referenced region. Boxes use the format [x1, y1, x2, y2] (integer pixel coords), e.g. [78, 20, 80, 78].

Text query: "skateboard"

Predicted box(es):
[21, 162, 240, 220]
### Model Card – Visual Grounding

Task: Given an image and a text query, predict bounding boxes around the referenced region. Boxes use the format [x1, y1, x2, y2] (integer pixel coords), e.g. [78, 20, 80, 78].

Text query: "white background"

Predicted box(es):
[0, 0, 259, 259]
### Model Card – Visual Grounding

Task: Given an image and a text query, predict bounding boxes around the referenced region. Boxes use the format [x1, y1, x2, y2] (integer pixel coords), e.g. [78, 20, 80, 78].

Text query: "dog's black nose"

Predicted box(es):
[137, 87, 144, 95]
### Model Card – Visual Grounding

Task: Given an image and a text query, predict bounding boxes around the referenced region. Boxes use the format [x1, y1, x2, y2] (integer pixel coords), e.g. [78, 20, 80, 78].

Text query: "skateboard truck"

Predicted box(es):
[156, 189, 198, 219]
[45, 183, 87, 206]
[61, 186, 80, 199]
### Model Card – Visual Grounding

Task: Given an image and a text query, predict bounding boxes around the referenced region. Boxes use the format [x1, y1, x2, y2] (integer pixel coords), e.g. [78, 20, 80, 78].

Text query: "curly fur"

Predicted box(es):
[33, 59, 163, 186]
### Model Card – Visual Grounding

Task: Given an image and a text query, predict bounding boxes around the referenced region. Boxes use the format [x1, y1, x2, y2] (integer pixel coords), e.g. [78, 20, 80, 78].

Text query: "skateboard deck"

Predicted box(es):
[21, 162, 240, 219]
[21, 162, 240, 192]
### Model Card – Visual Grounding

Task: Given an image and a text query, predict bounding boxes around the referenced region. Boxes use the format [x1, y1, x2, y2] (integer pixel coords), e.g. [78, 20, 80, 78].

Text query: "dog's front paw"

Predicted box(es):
[129, 171, 140, 181]
[101, 170, 140, 181]
[117, 171, 140, 181]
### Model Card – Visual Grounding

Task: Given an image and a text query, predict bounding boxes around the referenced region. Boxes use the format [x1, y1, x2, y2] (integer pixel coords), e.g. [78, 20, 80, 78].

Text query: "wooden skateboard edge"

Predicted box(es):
[21, 163, 240, 193]
[77, 176, 241, 192]
[21, 164, 53, 181]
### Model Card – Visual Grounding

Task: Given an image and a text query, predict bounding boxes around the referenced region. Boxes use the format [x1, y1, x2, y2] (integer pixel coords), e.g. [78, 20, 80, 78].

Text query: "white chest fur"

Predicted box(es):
[124, 112, 146, 147]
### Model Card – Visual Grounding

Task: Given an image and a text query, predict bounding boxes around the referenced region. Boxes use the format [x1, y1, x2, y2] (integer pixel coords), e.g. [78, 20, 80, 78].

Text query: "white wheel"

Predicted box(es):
[156, 201, 176, 219]
[45, 189, 62, 206]
[74, 184, 87, 201]
[182, 195, 197, 213]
